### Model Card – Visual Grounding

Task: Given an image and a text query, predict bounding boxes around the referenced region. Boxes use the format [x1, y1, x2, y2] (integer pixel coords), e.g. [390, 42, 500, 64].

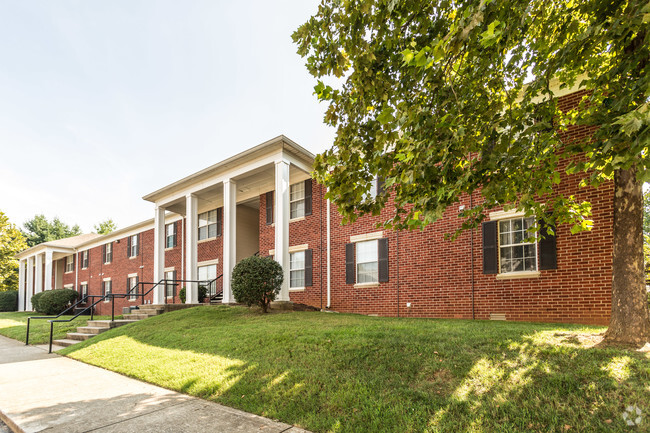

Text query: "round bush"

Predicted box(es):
[232, 255, 283, 313]
[31, 291, 46, 312]
[178, 285, 208, 304]
[0, 290, 18, 312]
[36, 289, 79, 315]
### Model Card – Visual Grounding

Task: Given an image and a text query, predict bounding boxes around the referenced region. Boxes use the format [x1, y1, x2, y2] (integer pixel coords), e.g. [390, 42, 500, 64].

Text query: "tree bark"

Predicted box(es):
[603, 166, 650, 346]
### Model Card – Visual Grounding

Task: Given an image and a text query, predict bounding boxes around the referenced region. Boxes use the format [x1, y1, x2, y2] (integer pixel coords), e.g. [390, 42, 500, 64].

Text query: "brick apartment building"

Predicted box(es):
[14, 89, 613, 325]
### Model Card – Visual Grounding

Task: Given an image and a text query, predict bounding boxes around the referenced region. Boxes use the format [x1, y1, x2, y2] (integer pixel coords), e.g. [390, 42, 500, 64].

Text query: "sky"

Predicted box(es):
[0, 0, 336, 233]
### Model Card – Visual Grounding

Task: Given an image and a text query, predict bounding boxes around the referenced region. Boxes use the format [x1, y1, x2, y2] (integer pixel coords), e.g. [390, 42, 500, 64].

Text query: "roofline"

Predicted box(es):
[142, 135, 315, 203]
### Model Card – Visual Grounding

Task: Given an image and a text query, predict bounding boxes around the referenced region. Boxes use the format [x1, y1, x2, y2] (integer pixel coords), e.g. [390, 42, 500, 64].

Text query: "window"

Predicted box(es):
[356, 240, 378, 283]
[102, 280, 112, 302]
[129, 235, 139, 258]
[127, 275, 139, 301]
[198, 264, 217, 283]
[198, 210, 218, 240]
[290, 182, 305, 219]
[498, 217, 537, 273]
[65, 256, 74, 273]
[165, 270, 176, 298]
[103, 242, 113, 264]
[81, 250, 89, 269]
[290, 251, 305, 288]
[363, 177, 380, 201]
[79, 283, 88, 303]
[166, 223, 176, 248]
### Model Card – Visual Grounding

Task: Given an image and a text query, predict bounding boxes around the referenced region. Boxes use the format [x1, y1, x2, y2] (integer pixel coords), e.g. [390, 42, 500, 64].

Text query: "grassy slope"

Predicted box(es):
[0, 312, 118, 344]
[52, 307, 649, 433]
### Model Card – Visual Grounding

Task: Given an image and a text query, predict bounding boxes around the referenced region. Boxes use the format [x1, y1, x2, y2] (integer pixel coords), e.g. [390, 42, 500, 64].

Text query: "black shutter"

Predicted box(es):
[266, 192, 274, 225]
[216, 208, 223, 237]
[127, 236, 132, 257]
[378, 238, 389, 282]
[377, 177, 385, 195]
[304, 179, 312, 216]
[172, 270, 177, 297]
[345, 243, 355, 284]
[102, 245, 106, 263]
[305, 249, 313, 287]
[173, 222, 178, 247]
[482, 221, 498, 274]
[86, 250, 90, 268]
[101, 281, 105, 296]
[126, 276, 130, 295]
[136, 234, 140, 257]
[135, 275, 139, 295]
[538, 218, 558, 270]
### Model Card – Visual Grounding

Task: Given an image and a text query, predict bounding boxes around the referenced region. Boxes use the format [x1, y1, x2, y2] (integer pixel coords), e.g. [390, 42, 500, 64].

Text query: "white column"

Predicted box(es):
[275, 160, 290, 302]
[222, 179, 237, 304]
[153, 206, 166, 304]
[35, 253, 44, 294]
[26, 256, 34, 310]
[185, 194, 198, 304]
[18, 259, 25, 311]
[44, 250, 53, 291]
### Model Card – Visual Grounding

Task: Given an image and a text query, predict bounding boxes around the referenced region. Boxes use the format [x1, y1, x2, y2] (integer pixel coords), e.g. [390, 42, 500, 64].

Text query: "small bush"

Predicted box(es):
[232, 255, 283, 313]
[36, 289, 79, 315]
[31, 291, 46, 312]
[178, 285, 208, 304]
[0, 290, 18, 312]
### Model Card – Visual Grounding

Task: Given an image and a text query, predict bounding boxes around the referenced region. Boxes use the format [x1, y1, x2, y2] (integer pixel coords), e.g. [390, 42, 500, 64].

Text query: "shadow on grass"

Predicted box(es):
[62, 306, 650, 433]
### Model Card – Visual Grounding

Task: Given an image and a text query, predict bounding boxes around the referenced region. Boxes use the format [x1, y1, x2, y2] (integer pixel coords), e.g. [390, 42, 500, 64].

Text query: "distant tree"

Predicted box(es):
[94, 219, 117, 235]
[22, 215, 81, 247]
[0, 211, 27, 292]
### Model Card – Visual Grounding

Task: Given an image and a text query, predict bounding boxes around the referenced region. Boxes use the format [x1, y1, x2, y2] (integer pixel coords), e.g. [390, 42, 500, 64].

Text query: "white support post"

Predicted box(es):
[35, 253, 43, 294]
[185, 194, 198, 304]
[153, 206, 166, 304]
[275, 160, 290, 302]
[44, 250, 53, 292]
[222, 179, 237, 304]
[26, 256, 34, 310]
[18, 260, 25, 311]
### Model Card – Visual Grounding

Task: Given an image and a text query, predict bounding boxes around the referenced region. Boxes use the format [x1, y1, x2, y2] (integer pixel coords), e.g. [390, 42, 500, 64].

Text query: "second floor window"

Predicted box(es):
[290, 182, 305, 219]
[65, 256, 74, 273]
[81, 250, 89, 269]
[128, 234, 139, 258]
[103, 242, 113, 264]
[166, 223, 176, 248]
[198, 210, 217, 240]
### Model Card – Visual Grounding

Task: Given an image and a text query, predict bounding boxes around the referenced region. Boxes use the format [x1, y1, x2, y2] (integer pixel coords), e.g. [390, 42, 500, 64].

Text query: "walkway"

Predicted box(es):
[0, 336, 309, 433]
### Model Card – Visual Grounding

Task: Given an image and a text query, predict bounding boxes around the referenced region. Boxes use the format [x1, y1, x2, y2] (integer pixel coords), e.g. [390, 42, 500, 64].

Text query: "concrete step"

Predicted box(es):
[66, 332, 94, 341]
[138, 306, 165, 313]
[76, 326, 110, 335]
[122, 313, 156, 320]
[52, 339, 79, 347]
[86, 320, 139, 328]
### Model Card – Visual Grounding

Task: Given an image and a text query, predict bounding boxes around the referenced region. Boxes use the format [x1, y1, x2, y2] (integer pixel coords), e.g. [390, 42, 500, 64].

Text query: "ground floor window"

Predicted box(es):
[290, 251, 305, 288]
[356, 240, 378, 283]
[498, 217, 537, 273]
[80, 283, 88, 303]
[102, 280, 112, 302]
[65, 255, 74, 273]
[128, 275, 139, 301]
[165, 270, 176, 298]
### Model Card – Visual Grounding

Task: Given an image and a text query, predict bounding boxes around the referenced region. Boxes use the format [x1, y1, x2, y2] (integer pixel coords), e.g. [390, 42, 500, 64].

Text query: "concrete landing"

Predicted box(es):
[0, 335, 310, 433]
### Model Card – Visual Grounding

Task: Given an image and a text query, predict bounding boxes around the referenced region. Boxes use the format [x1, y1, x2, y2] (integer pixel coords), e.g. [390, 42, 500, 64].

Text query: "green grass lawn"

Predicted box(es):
[25, 306, 650, 432]
[0, 312, 119, 344]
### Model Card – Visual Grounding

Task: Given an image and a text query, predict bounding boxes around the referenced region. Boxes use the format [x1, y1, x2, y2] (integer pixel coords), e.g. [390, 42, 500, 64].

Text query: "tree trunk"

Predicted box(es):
[603, 166, 650, 346]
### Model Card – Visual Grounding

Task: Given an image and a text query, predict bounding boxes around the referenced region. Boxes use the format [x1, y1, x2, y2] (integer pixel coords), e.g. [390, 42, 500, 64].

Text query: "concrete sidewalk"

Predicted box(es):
[0, 336, 309, 433]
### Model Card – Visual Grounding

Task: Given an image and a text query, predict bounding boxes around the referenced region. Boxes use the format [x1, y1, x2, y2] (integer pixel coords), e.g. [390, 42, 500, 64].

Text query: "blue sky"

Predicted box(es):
[0, 0, 334, 233]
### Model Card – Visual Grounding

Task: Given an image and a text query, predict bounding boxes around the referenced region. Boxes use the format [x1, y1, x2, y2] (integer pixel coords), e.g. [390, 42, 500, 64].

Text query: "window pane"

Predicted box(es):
[290, 251, 305, 271]
[208, 223, 217, 238]
[356, 240, 378, 264]
[198, 212, 208, 228]
[499, 220, 510, 233]
[290, 183, 305, 201]
[290, 270, 305, 288]
[524, 258, 536, 271]
[290, 201, 304, 219]
[357, 262, 378, 283]
[166, 224, 174, 236]
[198, 226, 207, 240]
[208, 210, 217, 224]
[500, 232, 512, 246]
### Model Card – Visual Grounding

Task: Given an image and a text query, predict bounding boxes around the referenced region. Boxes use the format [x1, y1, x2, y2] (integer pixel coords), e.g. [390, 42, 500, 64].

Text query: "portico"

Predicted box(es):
[143, 135, 314, 306]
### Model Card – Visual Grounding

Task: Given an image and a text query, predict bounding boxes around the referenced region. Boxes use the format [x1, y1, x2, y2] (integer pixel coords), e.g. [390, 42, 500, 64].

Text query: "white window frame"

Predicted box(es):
[289, 250, 306, 290]
[356, 239, 379, 284]
[497, 216, 538, 275]
[198, 210, 218, 241]
[80, 282, 88, 303]
[65, 256, 74, 273]
[164, 269, 176, 298]
[165, 223, 176, 248]
[103, 279, 112, 302]
[129, 235, 138, 258]
[363, 177, 379, 201]
[128, 274, 139, 301]
[104, 242, 113, 264]
[290, 182, 305, 219]
[81, 250, 89, 269]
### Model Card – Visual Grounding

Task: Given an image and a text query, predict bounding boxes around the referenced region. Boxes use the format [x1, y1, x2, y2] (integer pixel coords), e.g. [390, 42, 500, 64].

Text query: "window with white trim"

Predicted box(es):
[165, 270, 175, 298]
[198, 264, 217, 283]
[80, 283, 88, 302]
[356, 240, 378, 283]
[65, 256, 74, 273]
[198, 210, 217, 240]
[104, 242, 113, 264]
[129, 235, 138, 258]
[498, 217, 537, 273]
[103, 280, 112, 302]
[166, 223, 176, 248]
[290, 251, 305, 288]
[290, 182, 305, 219]
[128, 275, 139, 301]
[81, 250, 89, 269]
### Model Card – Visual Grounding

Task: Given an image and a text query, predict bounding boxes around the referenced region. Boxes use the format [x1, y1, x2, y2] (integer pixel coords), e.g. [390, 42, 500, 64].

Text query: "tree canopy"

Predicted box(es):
[0, 211, 27, 291]
[22, 215, 81, 247]
[294, 0, 650, 345]
[94, 219, 117, 235]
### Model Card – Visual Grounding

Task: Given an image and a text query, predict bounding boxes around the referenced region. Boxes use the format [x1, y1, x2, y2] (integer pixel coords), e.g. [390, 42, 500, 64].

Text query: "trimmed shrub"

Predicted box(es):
[0, 290, 18, 312]
[36, 289, 79, 315]
[232, 255, 283, 313]
[31, 291, 46, 312]
[179, 285, 208, 304]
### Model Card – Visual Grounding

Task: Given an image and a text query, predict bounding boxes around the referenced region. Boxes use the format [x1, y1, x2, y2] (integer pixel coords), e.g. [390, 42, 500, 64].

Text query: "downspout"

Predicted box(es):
[75, 248, 79, 291]
[470, 193, 475, 320]
[326, 196, 331, 309]
[320, 183, 323, 311]
[396, 230, 400, 318]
